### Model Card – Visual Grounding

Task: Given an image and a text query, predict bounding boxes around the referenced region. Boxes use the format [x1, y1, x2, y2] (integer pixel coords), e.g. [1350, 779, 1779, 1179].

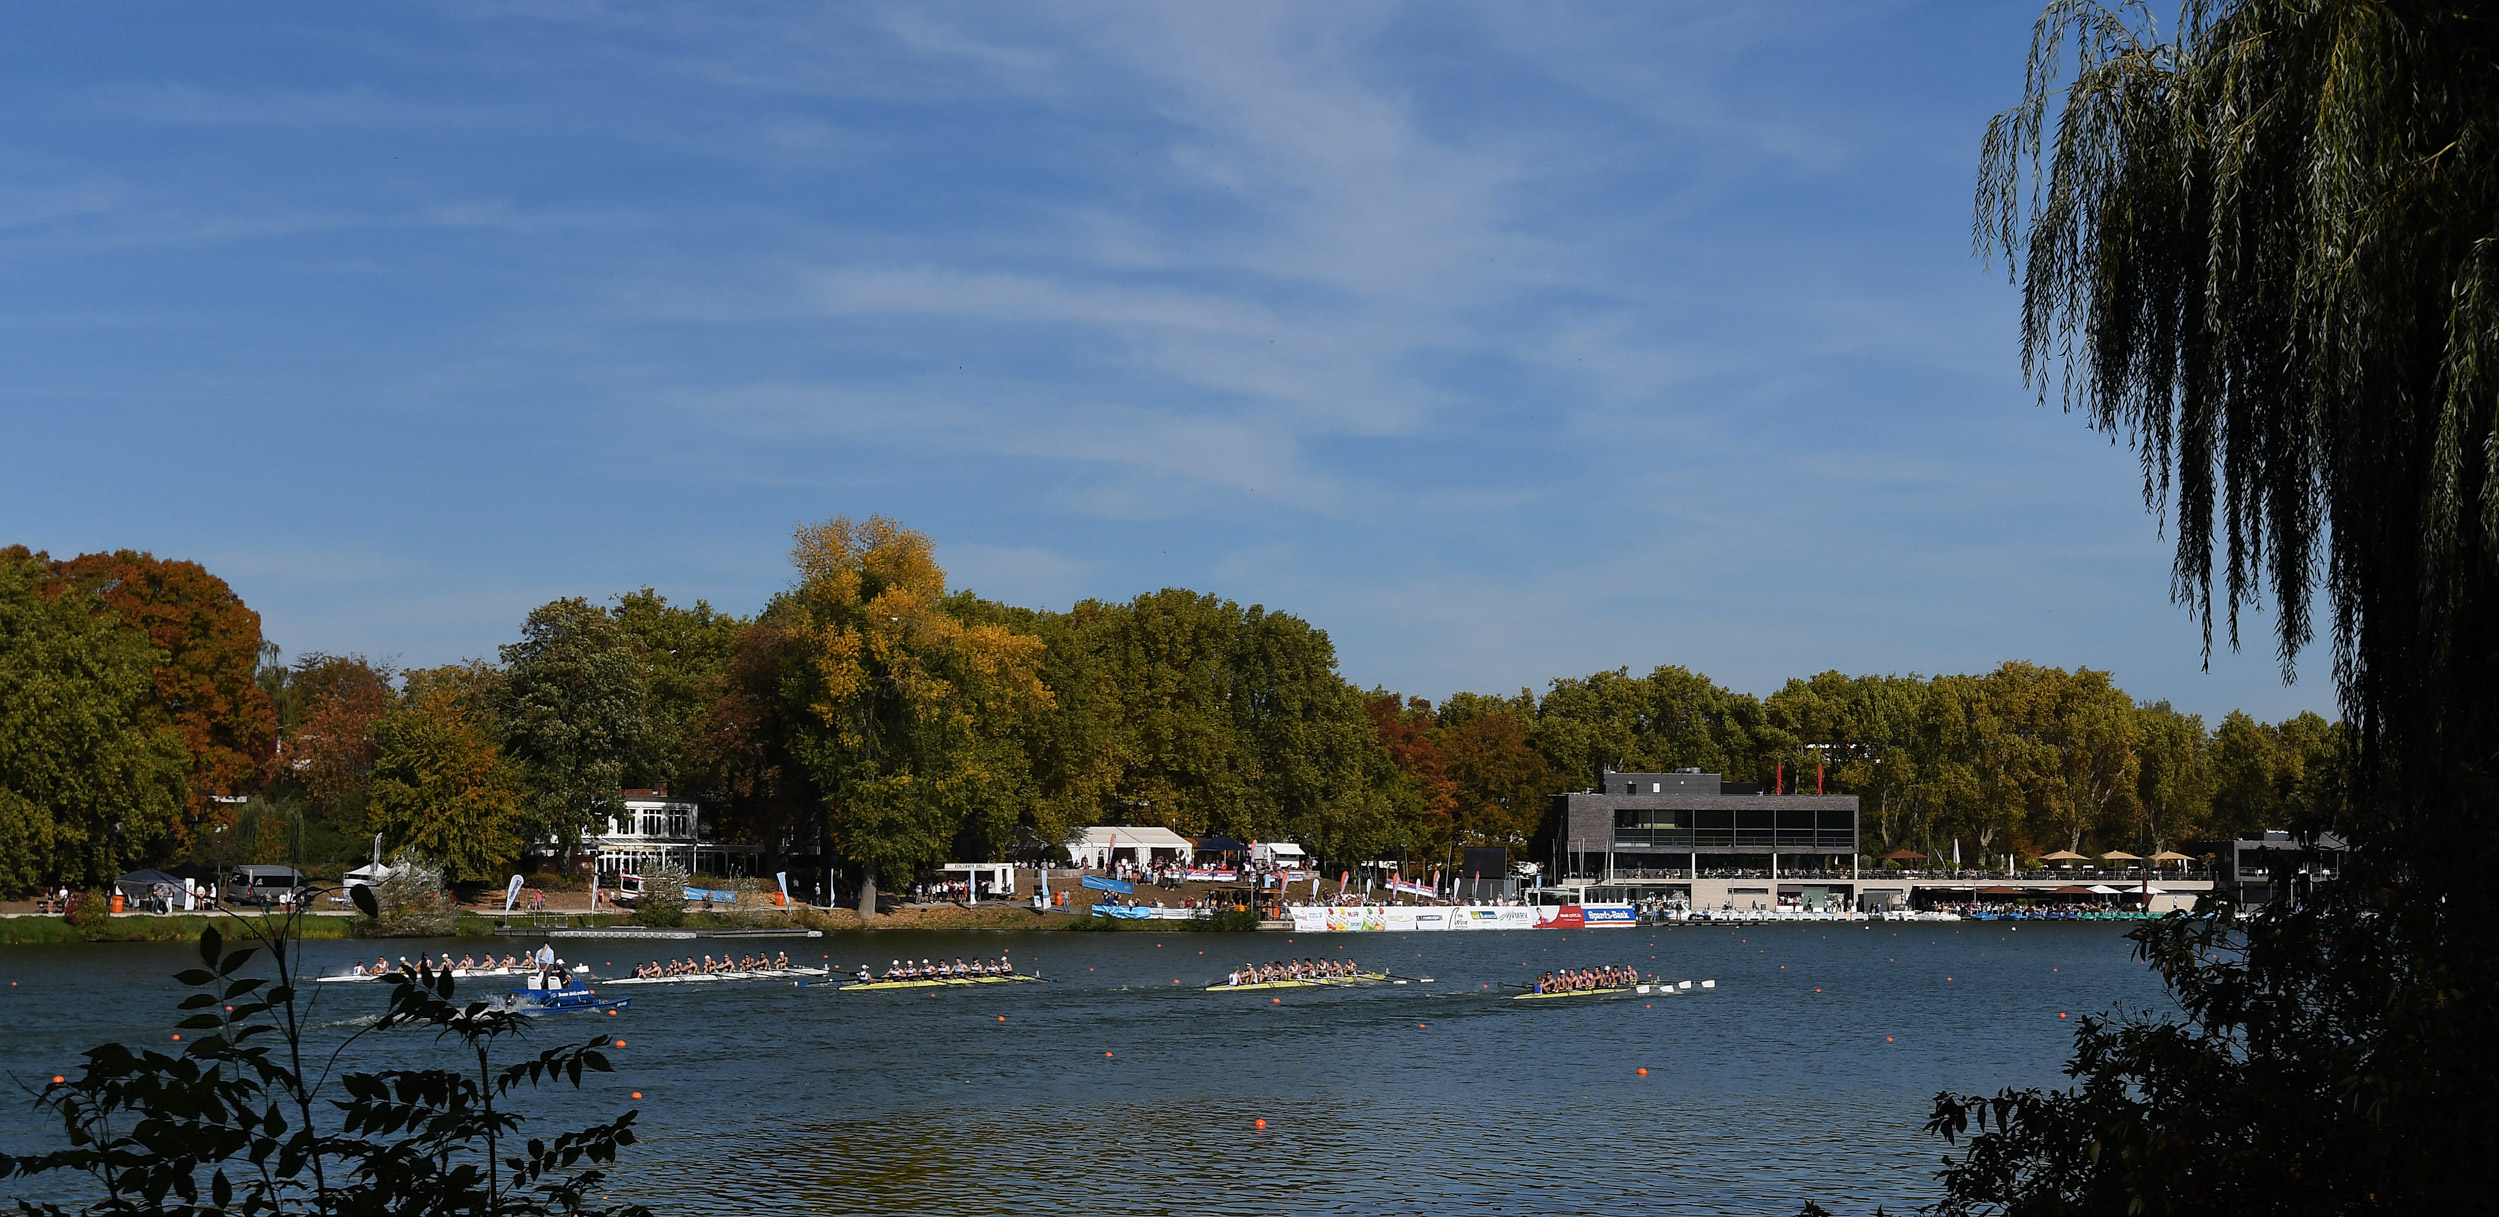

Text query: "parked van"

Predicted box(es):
[228, 864, 308, 906]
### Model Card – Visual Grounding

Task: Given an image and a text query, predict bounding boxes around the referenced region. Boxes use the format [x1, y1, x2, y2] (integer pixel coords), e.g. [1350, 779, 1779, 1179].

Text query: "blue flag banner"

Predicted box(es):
[1081, 875, 1135, 894]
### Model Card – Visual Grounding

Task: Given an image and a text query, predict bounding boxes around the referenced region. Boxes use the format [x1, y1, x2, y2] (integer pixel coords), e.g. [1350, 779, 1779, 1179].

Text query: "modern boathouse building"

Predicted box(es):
[1553, 769, 1863, 909]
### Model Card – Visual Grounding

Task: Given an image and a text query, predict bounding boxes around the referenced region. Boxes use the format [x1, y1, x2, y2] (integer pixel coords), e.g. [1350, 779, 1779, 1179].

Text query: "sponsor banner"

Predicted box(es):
[1080, 875, 1135, 894]
[1532, 903, 1638, 929]
[1286, 904, 1539, 933]
[1090, 905, 1152, 920]
[1388, 879, 1435, 897]
[1183, 868, 1239, 882]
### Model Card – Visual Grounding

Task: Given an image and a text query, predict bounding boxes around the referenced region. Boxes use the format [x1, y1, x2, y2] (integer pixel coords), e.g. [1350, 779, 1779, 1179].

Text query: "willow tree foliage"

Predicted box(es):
[1934, 3, 2499, 1213]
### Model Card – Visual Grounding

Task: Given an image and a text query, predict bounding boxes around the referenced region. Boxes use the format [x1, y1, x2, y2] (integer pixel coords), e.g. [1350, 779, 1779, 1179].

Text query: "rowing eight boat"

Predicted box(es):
[1510, 984, 1638, 1000]
[604, 967, 829, 987]
[823, 973, 1048, 991]
[1206, 971, 1390, 992]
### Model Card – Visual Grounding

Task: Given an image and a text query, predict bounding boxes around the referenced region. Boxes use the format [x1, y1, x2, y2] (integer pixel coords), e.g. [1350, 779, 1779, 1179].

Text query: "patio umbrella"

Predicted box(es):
[2039, 850, 2089, 864]
[1977, 885, 2025, 897]
[2053, 885, 2094, 895]
[2099, 850, 2142, 862]
[2086, 884, 2123, 895]
[2149, 850, 2194, 865]
[1880, 849, 1925, 862]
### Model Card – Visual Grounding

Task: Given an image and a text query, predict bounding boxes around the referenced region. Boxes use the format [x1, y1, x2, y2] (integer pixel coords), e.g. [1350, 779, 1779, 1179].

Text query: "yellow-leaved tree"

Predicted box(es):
[776, 517, 1051, 917]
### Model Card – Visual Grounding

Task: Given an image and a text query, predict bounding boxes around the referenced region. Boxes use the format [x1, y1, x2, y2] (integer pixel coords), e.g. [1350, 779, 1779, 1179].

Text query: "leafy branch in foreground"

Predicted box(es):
[0, 891, 648, 1216]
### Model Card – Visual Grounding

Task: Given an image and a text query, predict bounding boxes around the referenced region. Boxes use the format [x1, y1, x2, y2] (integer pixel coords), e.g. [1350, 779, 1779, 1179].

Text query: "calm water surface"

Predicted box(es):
[0, 922, 2169, 1215]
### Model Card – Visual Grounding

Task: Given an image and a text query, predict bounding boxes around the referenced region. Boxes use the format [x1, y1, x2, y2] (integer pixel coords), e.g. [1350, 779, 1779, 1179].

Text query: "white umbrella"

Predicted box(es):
[2086, 884, 2122, 895]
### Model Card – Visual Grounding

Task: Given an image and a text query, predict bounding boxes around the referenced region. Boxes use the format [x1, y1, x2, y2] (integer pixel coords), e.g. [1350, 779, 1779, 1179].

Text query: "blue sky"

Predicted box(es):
[0, 2, 2333, 723]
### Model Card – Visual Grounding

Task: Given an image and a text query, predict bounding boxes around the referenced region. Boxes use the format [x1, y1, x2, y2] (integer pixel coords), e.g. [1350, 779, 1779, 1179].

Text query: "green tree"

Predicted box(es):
[608, 588, 742, 796]
[2133, 701, 2214, 850]
[498, 599, 655, 856]
[0, 549, 189, 892]
[366, 686, 522, 884]
[777, 517, 1051, 918]
[1934, 3, 2499, 1212]
[2204, 709, 2280, 837]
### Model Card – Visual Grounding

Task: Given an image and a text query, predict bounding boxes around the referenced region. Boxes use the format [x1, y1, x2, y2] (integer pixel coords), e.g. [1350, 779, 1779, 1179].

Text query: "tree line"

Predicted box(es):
[0, 525, 2339, 901]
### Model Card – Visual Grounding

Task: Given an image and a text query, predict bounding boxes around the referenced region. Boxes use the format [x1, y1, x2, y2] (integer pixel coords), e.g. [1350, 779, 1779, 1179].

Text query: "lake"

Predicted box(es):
[0, 920, 2168, 1215]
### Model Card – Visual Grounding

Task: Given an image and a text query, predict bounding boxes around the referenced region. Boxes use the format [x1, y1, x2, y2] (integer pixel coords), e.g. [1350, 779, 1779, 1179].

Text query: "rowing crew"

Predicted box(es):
[350, 953, 523, 977]
[1225, 958, 1363, 986]
[1530, 965, 1640, 994]
[631, 952, 792, 979]
[855, 956, 1018, 982]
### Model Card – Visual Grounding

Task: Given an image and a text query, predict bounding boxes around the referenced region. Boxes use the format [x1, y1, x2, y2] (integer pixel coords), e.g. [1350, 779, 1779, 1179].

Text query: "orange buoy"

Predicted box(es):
[614, 1040, 626, 1048]
[631, 1091, 643, 1099]
[171, 1035, 180, 1041]
[1271, 997, 1280, 1004]
[1254, 1118, 1266, 1129]
[1104, 1051, 1113, 1057]
[1885, 1036, 1894, 1042]
[2059, 1012, 2069, 1019]
[51, 1075, 64, 1084]
[1637, 1068, 1648, 1076]
[998, 1015, 1006, 1022]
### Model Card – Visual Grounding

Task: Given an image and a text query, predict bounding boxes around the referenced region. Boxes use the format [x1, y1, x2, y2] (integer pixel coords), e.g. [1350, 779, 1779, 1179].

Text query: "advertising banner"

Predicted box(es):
[1533, 903, 1638, 929]
[1286, 904, 1538, 933]
[1080, 875, 1135, 894]
[1183, 868, 1239, 882]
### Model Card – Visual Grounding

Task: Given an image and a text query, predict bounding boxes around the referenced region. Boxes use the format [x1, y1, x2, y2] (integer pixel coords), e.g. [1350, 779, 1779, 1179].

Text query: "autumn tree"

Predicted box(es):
[365, 684, 522, 884]
[1437, 691, 1558, 850]
[267, 653, 397, 812]
[1364, 694, 1458, 856]
[777, 517, 1052, 918]
[41, 549, 275, 838]
[0, 548, 189, 892]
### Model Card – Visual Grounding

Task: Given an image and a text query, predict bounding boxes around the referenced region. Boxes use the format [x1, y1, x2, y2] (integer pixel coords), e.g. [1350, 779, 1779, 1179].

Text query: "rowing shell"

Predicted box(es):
[822, 974, 1047, 991]
[604, 967, 829, 987]
[315, 966, 565, 985]
[1510, 984, 1639, 1000]
[1206, 971, 1389, 992]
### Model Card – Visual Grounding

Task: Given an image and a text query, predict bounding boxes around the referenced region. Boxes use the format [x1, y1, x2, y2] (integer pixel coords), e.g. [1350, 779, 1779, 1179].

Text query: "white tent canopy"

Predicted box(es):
[343, 862, 394, 887]
[1068, 826, 1195, 869]
[1251, 841, 1307, 867]
[2086, 884, 2123, 895]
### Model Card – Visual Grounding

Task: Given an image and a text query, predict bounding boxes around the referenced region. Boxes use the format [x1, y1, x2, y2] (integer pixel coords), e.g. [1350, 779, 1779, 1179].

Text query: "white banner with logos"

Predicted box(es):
[1285, 904, 1539, 933]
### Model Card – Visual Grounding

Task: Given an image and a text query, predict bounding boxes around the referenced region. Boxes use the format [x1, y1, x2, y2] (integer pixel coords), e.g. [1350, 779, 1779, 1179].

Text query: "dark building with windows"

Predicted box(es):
[2219, 830, 2348, 909]
[1550, 769, 1861, 907]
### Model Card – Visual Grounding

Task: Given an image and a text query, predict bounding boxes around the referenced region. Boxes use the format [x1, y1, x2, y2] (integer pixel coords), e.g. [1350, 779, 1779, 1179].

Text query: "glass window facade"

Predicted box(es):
[1611, 805, 1855, 851]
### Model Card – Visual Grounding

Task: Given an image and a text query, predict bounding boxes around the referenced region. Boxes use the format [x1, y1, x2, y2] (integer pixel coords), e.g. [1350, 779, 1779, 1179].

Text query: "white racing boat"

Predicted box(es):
[605, 966, 830, 987]
[314, 965, 580, 986]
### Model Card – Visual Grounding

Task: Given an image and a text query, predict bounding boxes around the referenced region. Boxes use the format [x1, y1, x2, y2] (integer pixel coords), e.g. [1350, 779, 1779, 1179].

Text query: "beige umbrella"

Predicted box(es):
[2100, 850, 2142, 862]
[2039, 849, 2089, 863]
[2149, 850, 2194, 865]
